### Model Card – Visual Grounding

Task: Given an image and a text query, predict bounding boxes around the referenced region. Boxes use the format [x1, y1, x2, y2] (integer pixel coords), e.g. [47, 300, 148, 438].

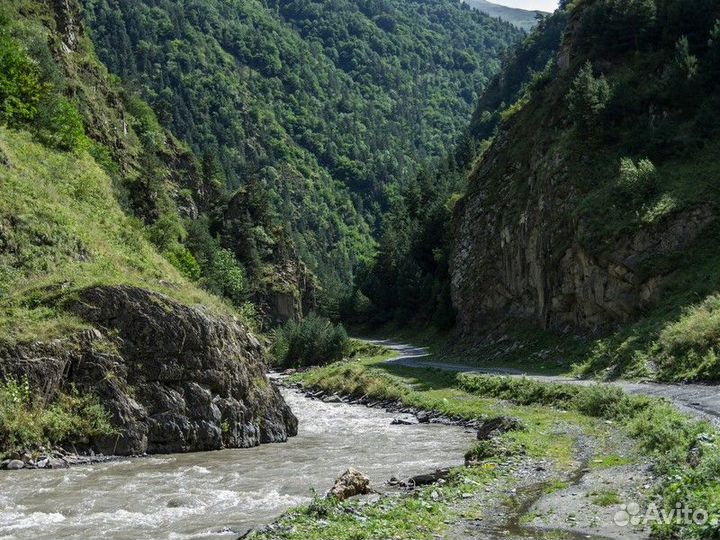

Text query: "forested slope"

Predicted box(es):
[80, 0, 522, 289]
[347, 10, 565, 328]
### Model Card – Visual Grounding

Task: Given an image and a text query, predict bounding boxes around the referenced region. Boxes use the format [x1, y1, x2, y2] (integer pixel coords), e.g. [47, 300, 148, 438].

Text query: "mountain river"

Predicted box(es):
[0, 388, 473, 540]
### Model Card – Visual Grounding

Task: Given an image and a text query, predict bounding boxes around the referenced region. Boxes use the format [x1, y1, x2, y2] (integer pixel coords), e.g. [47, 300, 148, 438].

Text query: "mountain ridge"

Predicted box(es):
[464, 0, 547, 31]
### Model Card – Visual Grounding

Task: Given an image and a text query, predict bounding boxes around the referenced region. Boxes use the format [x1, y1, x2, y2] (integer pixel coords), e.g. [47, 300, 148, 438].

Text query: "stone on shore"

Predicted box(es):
[328, 468, 370, 500]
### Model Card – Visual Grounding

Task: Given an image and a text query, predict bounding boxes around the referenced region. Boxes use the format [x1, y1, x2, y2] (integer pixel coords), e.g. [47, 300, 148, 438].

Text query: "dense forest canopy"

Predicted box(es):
[80, 0, 522, 290]
[347, 7, 567, 327]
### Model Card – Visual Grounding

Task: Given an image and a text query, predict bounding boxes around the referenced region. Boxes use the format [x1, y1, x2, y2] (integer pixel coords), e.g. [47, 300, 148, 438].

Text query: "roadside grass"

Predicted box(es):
[285, 349, 720, 539]
[590, 489, 621, 507]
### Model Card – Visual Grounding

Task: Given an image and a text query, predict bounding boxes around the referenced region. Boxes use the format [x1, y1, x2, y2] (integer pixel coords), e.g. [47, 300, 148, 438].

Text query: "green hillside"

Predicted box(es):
[80, 0, 522, 288]
[0, 1, 234, 343]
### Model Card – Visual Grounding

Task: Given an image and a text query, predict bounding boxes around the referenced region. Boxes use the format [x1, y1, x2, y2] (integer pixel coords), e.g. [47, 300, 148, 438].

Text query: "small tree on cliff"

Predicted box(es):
[567, 61, 612, 130]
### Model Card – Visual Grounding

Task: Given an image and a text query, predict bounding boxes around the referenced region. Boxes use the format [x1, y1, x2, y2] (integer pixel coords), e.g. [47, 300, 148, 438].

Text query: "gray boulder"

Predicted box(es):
[0, 285, 298, 456]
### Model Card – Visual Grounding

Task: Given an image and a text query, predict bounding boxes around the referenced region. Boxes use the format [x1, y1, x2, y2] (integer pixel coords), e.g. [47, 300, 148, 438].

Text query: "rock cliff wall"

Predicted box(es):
[450, 3, 718, 337]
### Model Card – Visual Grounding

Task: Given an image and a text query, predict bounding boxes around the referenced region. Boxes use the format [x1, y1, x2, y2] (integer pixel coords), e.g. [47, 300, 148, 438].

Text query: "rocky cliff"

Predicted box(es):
[451, 1, 720, 343]
[0, 286, 297, 455]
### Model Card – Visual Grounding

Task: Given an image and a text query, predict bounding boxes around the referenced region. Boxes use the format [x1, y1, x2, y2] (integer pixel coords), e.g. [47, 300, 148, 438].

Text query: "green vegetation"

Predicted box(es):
[0, 10, 87, 152]
[566, 60, 612, 128]
[0, 377, 115, 458]
[285, 348, 720, 538]
[591, 489, 621, 507]
[80, 0, 521, 293]
[271, 316, 350, 368]
[343, 8, 567, 328]
[0, 127, 233, 343]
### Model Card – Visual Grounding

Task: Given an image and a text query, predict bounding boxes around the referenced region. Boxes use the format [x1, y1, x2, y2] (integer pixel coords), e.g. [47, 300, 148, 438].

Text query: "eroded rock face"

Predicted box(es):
[451, 127, 715, 335]
[0, 285, 297, 455]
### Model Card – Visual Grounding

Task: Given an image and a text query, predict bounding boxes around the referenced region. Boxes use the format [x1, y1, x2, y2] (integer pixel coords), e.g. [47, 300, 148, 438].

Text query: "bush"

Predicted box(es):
[616, 157, 656, 198]
[35, 96, 86, 151]
[0, 377, 116, 457]
[0, 34, 45, 126]
[165, 244, 201, 281]
[271, 315, 350, 368]
[205, 248, 247, 306]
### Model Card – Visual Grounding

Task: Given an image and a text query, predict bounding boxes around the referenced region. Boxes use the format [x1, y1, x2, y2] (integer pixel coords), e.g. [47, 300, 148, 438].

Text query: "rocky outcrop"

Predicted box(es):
[451, 52, 715, 336]
[221, 187, 318, 326]
[0, 285, 297, 455]
[450, 1, 720, 340]
[257, 256, 318, 326]
[453, 162, 715, 333]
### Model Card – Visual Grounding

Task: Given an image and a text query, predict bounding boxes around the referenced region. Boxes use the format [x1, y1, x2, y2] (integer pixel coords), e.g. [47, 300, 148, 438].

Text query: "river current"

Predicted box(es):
[0, 388, 473, 540]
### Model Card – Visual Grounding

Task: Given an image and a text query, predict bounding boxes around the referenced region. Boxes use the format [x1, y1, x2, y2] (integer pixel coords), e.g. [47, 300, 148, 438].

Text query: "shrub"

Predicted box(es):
[0, 377, 116, 457]
[271, 315, 350, 368]
[673, 35, 698, 81]
[614, 157, 657, 204]
[35, 96, 86, 151]
[0, 34, 45, 126]
[165, 244, 201, 281]
[205, 248, 247, 306]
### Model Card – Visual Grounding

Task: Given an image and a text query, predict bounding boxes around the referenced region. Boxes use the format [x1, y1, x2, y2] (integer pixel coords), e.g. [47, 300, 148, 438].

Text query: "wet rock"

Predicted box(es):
[404, 468, 450, 487]
[476, 416, 524, 440]
[416, 411, 431, 423]
[5, 460, 24, 470]
[328, 468, 371, 501]
[391, 416, 419, 425]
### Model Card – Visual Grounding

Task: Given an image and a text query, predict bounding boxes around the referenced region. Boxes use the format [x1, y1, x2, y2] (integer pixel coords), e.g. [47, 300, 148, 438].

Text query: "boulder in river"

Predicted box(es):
[5, 460, 24, 470]
[0, 285, 298, 456]
[391, 415, 419, 425]
[328, 468, 370, 500]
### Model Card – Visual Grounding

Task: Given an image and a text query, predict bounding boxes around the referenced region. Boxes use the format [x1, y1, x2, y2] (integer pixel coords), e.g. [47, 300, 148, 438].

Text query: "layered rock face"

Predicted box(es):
[0, 286, 298, 455]
[451, 111, 714, 335]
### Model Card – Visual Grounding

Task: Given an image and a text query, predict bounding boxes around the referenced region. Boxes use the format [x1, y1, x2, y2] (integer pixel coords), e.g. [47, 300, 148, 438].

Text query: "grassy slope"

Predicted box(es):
[257, 347, 720, 539]
[0, 127, 231, 345]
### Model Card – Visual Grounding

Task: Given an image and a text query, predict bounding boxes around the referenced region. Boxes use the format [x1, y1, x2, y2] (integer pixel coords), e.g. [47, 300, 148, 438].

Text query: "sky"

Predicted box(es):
[494, 0, 559, 11]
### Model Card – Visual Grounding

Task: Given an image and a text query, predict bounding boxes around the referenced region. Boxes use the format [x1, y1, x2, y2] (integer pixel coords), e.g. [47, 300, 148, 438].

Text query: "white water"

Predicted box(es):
[0, 389, 473, 540]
